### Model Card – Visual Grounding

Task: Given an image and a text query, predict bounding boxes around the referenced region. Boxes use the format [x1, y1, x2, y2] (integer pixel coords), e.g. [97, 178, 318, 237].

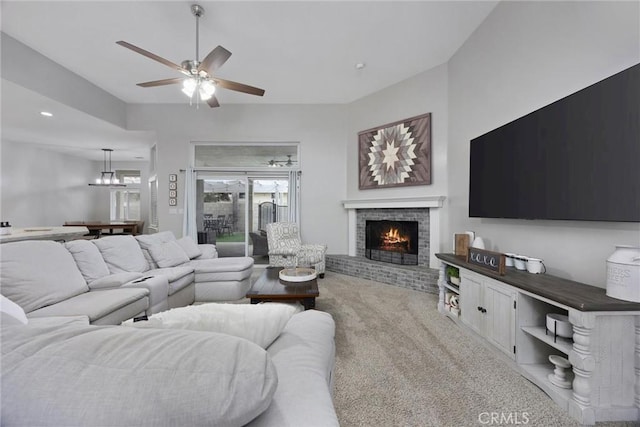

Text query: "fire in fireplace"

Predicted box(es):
[365, 220, 418, 265]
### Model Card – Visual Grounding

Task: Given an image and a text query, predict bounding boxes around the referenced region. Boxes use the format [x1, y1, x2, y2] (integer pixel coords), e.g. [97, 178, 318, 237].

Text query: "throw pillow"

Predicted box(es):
[65, 240, 111, 283]
[123, 302, 302, 349]
[147, 241, 190, 268]
[176, 237, 202, 259]
[135, 232, 177, 270]
[0, 295, 28, 325]
[93, 235, 148, 274]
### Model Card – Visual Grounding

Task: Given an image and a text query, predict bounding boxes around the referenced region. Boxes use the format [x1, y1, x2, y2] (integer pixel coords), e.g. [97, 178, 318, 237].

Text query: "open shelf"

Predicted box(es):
[521, 326, 572, 355]
[519, 363, 573, 410]
[444, 282, 459, 294]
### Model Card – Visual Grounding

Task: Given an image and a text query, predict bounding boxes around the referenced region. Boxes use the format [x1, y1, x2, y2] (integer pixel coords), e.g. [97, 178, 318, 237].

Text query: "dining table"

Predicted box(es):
[63, 221, 138, 237]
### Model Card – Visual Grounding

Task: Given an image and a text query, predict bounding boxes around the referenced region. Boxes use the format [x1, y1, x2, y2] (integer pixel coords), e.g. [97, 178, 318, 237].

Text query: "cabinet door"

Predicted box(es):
[460, 271, 483, 336]
[484, 281, 517, 359]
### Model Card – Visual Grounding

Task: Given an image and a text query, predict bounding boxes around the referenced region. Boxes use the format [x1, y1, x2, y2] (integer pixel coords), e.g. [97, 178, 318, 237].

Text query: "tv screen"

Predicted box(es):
[469, 64, 640, 222]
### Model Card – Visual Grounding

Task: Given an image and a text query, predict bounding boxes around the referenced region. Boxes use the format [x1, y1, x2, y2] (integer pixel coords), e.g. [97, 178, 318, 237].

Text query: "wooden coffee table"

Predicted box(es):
[247, 267, 319, 310]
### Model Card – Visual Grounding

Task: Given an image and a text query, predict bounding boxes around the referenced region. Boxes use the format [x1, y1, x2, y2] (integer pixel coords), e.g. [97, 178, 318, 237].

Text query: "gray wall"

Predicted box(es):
[447, 1, 640, 287]
[126, 103, 349, 253]
[0, 140, 102, 227]
[0, 141, 151, 228]
[345, 62, 450, 252]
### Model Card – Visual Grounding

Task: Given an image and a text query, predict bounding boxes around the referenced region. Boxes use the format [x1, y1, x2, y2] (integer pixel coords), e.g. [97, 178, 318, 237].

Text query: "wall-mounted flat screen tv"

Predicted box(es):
[469, 64, 639, 222]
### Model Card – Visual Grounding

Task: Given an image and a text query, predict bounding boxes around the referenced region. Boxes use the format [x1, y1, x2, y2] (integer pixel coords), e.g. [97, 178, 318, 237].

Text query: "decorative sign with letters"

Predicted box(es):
[467, 248, 506, 275]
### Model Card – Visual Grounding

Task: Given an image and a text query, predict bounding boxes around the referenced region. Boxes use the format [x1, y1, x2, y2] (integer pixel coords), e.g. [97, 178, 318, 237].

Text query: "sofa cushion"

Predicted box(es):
[136, 232, 177, 269]
[88, 272, 145, 290]
[93, 235, 148, 274]
[1, 295, 28, 325]
[123, 302, 301, 349]
[145, 266, 194, 283]
[195, 244, 218, 259]
[190, 257, 254, 282]
[148, 241, 190, 268]
[1, 319, 278, 427]
[175, 237, 202, 259]
[0, 241, 89, 313]
[65, 240, 111, 283]
[27, 288, 149, 322]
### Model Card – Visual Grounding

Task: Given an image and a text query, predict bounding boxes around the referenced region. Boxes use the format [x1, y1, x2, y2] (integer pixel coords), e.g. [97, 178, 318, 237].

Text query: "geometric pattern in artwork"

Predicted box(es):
[358, 113, 431, 189]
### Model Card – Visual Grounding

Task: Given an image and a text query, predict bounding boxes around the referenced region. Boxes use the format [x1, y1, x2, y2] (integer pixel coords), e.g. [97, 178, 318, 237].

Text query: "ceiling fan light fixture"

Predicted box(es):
[182, 78, 197, 97]
[199, 80, 216, 100]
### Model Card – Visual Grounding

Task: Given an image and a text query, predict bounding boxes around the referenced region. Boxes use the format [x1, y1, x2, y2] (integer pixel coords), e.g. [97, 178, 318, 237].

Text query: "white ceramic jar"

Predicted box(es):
[514, 256, 527, 271]
[606, 245, 640, 302]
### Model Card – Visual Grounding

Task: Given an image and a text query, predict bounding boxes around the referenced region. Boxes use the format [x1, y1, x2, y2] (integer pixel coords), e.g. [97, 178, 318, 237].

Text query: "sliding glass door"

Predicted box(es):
[195, 176, 247, 258]
[190, 142, 300, 262]
[248, 178, 289, 264]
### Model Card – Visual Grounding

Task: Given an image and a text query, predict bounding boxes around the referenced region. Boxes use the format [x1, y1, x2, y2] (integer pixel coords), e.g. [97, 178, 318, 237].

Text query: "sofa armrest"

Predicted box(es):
[195, 244, 218, 259]
[121, 276, 169, 315]
[300, 244, 327, 253]
[88, 272, 144, 290]
[268, 247, 298, 256]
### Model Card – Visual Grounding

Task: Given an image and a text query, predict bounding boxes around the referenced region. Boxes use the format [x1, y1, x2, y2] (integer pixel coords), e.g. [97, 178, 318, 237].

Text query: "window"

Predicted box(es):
[149, 177, 158, 228]
[110, 170, 141, 221]
[116, 170, 141, 185]
[110, 189, 140, 221]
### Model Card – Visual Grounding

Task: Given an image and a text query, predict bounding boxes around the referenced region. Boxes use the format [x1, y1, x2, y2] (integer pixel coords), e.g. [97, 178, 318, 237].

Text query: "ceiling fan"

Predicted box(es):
[268, 155, 297, 167]
[116, 3, 264, 108]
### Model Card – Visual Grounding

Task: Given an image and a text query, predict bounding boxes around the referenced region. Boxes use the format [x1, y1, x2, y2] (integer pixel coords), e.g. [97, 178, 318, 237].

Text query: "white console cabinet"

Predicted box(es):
[459, 270, 516, 359]
[437, 253, 640, 426]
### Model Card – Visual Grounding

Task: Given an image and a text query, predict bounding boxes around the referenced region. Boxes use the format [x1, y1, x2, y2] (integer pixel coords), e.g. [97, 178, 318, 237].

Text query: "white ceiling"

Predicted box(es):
[1, 1, 498, 160]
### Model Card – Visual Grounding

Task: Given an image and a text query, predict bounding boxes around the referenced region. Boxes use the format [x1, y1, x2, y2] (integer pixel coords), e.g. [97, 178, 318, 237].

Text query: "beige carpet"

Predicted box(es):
[314, 271, 636, 427]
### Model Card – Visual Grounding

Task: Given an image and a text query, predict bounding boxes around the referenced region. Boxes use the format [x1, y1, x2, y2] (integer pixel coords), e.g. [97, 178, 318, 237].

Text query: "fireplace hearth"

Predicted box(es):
[365, 220, 418, 265]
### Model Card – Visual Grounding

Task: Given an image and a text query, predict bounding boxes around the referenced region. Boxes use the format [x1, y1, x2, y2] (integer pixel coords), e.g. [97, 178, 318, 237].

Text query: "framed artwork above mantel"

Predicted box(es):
[358, 113, 432, 190]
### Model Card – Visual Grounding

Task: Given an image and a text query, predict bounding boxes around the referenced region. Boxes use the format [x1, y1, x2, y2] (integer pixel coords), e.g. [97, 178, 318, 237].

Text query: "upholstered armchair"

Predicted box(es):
[265, 222, 327, 278]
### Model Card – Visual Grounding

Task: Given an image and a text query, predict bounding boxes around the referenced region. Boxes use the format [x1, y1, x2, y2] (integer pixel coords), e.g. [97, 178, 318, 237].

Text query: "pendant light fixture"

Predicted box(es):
[88, 149, 126, 187]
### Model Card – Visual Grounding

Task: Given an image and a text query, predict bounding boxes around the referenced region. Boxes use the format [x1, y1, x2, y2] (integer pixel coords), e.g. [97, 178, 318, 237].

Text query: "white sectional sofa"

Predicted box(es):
[0, 233, 339, 427]
[0, 305, 339, 426]
[0, 240, 150, 325]
[0, 231, 254, 324]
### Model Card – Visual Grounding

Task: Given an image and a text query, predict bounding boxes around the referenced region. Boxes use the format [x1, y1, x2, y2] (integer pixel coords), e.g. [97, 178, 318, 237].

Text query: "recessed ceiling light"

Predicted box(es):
[40, 111, 53, 117]
[355, 63, 366, 70]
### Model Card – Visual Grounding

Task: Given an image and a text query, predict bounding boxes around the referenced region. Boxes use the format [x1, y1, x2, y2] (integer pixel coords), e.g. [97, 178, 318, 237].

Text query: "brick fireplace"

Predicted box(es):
[325, 196, 444, 294]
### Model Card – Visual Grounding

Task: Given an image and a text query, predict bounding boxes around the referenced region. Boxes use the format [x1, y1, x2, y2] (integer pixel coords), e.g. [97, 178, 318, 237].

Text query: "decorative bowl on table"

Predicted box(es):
[279, 267, 317, 283]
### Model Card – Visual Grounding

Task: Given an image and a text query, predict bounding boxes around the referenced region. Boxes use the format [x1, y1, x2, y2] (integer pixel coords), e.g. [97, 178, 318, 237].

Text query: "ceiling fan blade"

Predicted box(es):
[116, 41, 188, 75]
[207, 95, 220, 108]
[198, 46, 232, 75]
[136, 77, 184, 88]
[213, 78, 265, 97]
